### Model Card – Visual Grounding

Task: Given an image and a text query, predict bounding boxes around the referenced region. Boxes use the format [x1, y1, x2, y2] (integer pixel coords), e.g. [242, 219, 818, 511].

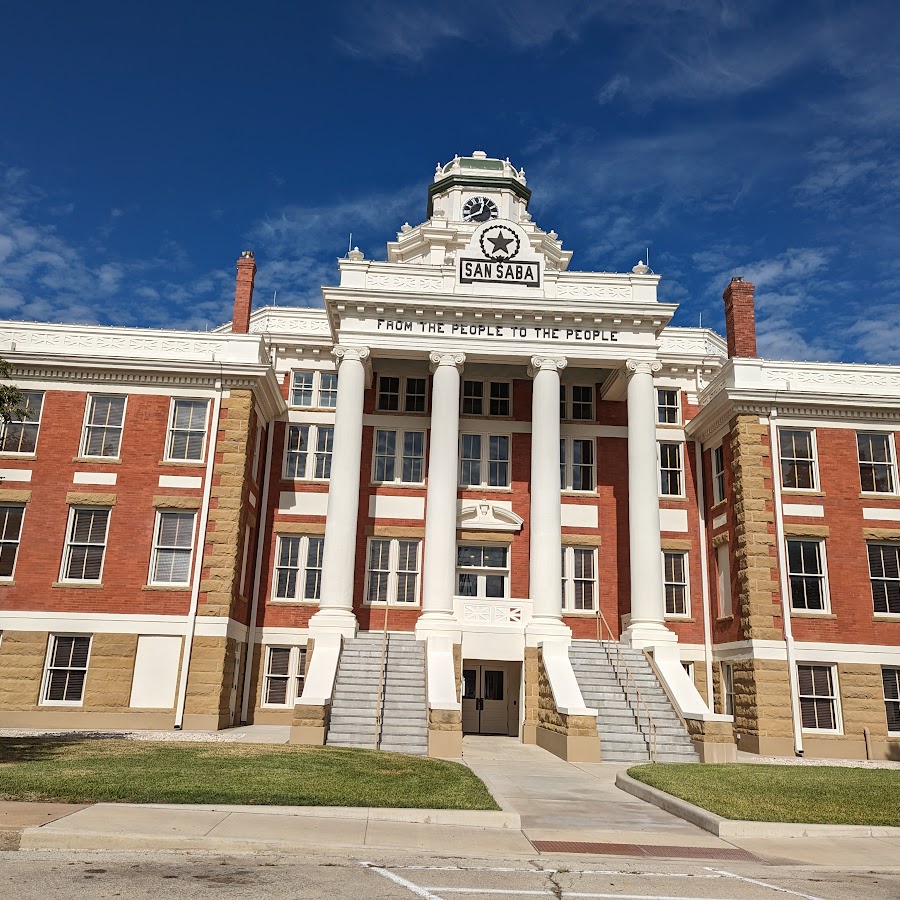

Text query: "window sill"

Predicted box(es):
[370, 482, 426, 490]
[0, 581, 14, 587]
[159, 459, 206, 468]
[561, 490, 597, 497]
[282, 478, 330, 485]
[460, 486, 513, 493]
[72, 457, 122, 465]
[563, 610, 601, 617]
[781, 489, 825, 497]
[268, 599, 319, 606]
[290, 405, 339, 413]
[364, 603, 422, 608]
[39, 701, 85, 708]
[801, 729, 843, 736]
[874, 615, 900, 621]
[859, 492, 900, 500]
[716, 615, 734, 622]
[665, 617, 695, 623]
[791, 611, 837, 619]
[142, 584, 191, 591]
[660, 495, 687, 502]
[710, 499, 727, 511]
[0, 452, 36, 460]
[51, 581, 104, 589]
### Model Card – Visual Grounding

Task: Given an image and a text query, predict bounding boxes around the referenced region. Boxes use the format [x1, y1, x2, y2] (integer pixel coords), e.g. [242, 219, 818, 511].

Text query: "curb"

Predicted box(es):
[615, 772, 900, 838]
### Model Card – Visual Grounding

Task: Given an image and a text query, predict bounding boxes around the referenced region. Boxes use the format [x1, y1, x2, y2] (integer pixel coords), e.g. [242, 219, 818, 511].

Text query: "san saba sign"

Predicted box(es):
[458, 223, 541, 288]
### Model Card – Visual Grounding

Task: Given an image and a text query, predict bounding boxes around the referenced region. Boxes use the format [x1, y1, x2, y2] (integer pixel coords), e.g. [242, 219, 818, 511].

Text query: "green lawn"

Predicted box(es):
[628, 763, 900, 827]
[0, 739, 498, 809]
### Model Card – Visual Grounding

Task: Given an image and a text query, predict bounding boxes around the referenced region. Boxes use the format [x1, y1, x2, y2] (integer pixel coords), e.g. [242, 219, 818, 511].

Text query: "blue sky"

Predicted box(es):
[1, 1, 898, 363]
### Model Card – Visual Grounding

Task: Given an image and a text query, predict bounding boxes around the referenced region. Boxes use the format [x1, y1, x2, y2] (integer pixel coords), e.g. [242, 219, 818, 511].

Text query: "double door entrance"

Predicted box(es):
[462, 662, 518, 735]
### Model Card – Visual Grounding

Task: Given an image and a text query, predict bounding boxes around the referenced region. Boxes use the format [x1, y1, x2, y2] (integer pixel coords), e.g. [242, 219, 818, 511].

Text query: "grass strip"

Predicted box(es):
[628, 763, 900, 827]
[0, 738, 499, 809]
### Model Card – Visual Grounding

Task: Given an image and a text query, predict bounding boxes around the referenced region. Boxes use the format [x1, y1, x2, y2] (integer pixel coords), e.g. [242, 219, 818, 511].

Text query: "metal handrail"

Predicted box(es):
[373, 601, 390, 750]
[594, 609, 658, 763]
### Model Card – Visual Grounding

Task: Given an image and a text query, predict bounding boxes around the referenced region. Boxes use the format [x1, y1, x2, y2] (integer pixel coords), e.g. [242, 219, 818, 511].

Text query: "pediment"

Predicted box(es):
[457, 501, 524, 532]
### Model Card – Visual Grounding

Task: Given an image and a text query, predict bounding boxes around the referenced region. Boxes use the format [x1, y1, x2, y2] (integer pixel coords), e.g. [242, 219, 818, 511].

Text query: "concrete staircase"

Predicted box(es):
[569, 641, 699, 763]
[325, 632, 429, 755]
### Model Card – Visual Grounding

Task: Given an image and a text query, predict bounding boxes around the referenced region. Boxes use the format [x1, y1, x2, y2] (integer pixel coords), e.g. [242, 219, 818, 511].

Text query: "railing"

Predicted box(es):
[373, 601, 390, 751]
[594, 609, 658, 763]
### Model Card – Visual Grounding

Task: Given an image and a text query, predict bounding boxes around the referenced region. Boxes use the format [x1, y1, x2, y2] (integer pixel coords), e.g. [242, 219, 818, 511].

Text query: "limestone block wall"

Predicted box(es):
[184, 635, 234, 729]
[0, 631, 51, 709]
[732, 658, 793, 752]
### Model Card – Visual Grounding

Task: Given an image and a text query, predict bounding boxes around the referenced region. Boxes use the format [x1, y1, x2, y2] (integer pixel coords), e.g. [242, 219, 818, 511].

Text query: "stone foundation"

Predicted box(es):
[685, 717, 738, 762]
[290, 702, 331, 745]
[428, 708, 463, 758]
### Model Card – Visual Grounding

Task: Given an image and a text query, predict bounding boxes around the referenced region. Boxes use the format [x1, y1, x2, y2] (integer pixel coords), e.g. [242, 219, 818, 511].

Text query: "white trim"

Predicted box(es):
[798, 662, 843, 734]
[364, 536, 423, 606]
[785, 536, 831, 614]
[79, 393, 127, 460]
[863, 507, 900, 522]
[283, 422, 334, 482]
[257, 626, 310, 642]
[700, 638, 900, 665]
[271, 533, 324, 603]
[147, 508, 197, 588]
[39, 633, 92, 707]
[560, 435, 596, 493]
[459, 432, 512, 489]
[59, 505, 111, 585]
[371, 427, 427, 485]
[662, 548, 691, 618]
[561, 544, 598, 613]
[777, 426, 820, 493]
[164, 396, 211, 463]
[657, 439, 685, 498]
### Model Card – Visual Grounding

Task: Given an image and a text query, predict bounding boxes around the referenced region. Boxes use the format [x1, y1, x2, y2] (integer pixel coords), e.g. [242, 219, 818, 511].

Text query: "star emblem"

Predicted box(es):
[487, 232, 514, 255]
[480, 225, 520, 261]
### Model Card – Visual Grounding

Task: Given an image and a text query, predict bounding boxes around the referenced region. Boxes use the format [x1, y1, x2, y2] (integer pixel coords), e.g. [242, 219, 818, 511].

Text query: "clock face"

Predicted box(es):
[462, 196, 499, 223]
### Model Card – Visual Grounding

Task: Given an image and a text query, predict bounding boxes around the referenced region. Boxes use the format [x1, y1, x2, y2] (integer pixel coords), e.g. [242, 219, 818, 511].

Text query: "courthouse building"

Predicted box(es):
[0, 151, 898, 762]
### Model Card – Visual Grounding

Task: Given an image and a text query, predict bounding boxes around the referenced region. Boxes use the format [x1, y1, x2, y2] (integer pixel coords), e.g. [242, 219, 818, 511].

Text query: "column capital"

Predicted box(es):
[527, 355, 568, 378]
[626, 359, 662, 376]
[333, 345, 371, 365]
[429, 351, 466, 374]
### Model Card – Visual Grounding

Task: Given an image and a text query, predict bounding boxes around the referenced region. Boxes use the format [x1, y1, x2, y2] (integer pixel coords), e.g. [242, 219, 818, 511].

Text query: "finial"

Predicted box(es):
[400, 222, 412, 233]
[632, 260, 650, 275]
[348, 246, 364, 261]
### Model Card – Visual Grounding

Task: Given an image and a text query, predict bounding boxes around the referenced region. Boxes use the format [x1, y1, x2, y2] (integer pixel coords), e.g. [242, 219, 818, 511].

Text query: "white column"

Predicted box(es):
[308, 345, 369, 638]
[526, 355, 570, 643]
[417, 352, 465, 639]
[621, 359, 673, 648]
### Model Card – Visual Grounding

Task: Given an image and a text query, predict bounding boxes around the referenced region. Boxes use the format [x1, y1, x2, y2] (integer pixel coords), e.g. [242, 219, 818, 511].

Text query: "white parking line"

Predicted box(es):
[363, 863, 444, 899]
[390, 865, 723, 879]
[706, 869, 825, 900]
[421, 891, 734, 900]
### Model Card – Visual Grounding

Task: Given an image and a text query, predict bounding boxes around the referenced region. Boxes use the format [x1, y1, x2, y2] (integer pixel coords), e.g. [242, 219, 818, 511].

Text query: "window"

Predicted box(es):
[456, 544, 509, 598]
[149, 511, 196, 585]
[459, 433, 510, 488]
[262, 646, 307, 706]
[787, 539, 828, 612]
[166, 399, 209, 461]
[560, 385, 594, 421]
[716, 543, 732, 617]
[0, 391, 43, 453]
[657, 388, 680, 425]
[42, 635, 91, 704]
[290, 371, 338, 409]
[659, 442, 683, 496]
[721, 663, 735, 716]
[779, 429, 817, 490]
[858, 432, 896, 494]
[712, 445, 726, 505]
[365, 538, 421, 604]
[663, 551, 689, 616]
[884, 667, 900, 733]
[377, 375, 427, 413]
[560, 438, 595, 491]
[797, 664, 840, 731]
[868, 543, 900, 615]
[284, 424, 333, 480]
[62, 508, 110, 582]
[274, 535, 324, 601]
[462, 380, 511, 417]
[373, 429, 426, 484]
[81, 395, 126, 458]
[561, 546, 597, 611]
[0, 505, 24, 579]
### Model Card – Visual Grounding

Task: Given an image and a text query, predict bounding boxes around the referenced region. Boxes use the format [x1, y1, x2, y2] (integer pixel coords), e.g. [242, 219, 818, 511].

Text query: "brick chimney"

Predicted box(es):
[232, 250, 257, 334]
[722, 276, 757, 358]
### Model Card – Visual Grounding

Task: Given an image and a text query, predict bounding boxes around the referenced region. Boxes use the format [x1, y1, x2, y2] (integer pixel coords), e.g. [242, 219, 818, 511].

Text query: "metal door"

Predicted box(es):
[461, 664, 508, 735]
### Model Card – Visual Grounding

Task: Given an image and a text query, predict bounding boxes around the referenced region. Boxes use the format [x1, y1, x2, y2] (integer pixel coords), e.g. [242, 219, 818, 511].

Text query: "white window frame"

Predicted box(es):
[459, 432, 511, 489]
[148, 510, 197, 587]
[560, 437, 596, 493]
[364, 537, 422, 605]
[883, 666, 900, 735]
[857, 431, 898, 495]
[376, 374, 428, 414]
[0, 504, 25, 581]
[712, 444, 726, 505]
[797, 663, 843, 734]
[561, 545, 598, 612]
[721, 662, 735, 716]
[80, 394, 127, 459]
[164, 398, 210, 463]
[786, 538, 831, 613]
[658, 441, 684, 498]
[663, 550, 690, 618]
[716, 542, 732, 618]
[283, 424, 334, 481]
[372, 428, 426, 485]
[560, 384, 594, 422]
[778, 428, 819, 492]
[272, 534, 324, 603]
[40, 634, 92, 707]
[0, 390, 44, 454]
[60, 507, 111, 584]
[461, 379, 513, 418]
[455, 542, 510, 600]
[260, 645, 307, 708]
[868, 542, 900, 616]
[656, 388, 681, 425]
[290, 370, 338, 409]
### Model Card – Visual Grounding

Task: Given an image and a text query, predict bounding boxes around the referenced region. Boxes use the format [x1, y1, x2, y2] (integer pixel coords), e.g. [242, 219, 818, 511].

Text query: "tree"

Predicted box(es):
[0, 358, 23, 426]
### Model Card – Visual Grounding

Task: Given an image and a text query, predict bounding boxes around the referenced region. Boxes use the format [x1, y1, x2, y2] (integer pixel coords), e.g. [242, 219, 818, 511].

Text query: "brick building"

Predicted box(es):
[0, 152, 897, 762]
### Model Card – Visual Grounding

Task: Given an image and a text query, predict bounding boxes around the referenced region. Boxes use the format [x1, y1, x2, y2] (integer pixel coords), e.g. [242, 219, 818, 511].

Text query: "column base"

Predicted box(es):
[525, 617, 571, 647]
[307, 607, 358, 639]
[619, 620, 675, 650]
[415, 612, 462, 643]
